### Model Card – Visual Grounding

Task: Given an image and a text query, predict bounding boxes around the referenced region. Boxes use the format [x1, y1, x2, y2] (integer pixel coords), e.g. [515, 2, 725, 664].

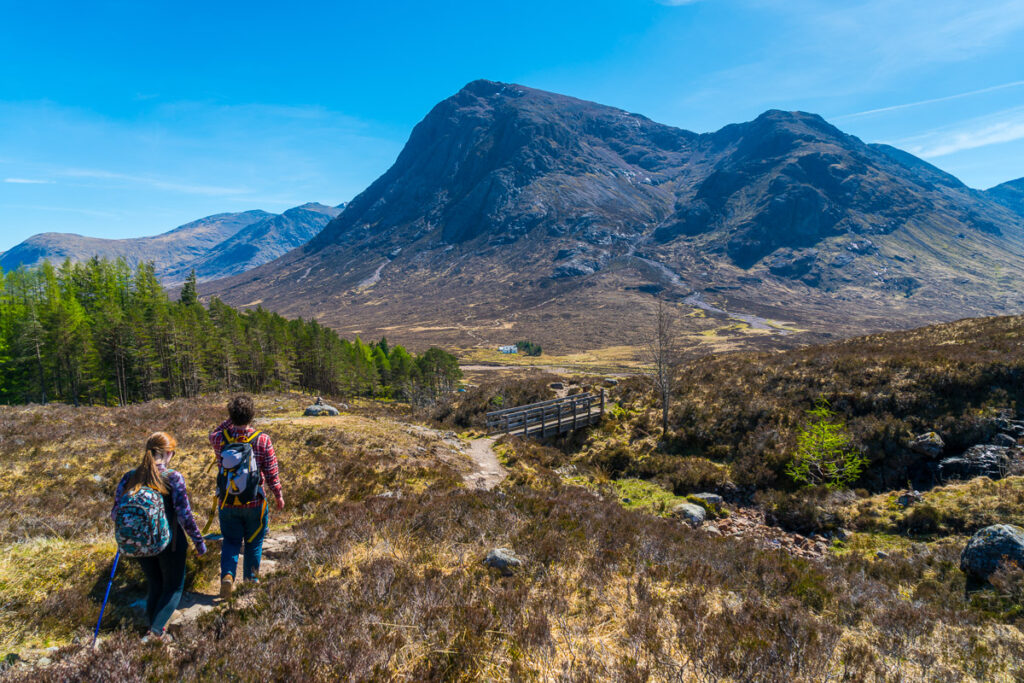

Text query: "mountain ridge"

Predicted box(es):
[195, 80, 1024, 353]
[0, 202, 342, 284]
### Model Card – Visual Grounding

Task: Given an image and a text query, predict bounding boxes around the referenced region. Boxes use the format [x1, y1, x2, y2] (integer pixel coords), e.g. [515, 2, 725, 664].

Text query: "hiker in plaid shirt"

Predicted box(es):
[209, 395, 284, 599]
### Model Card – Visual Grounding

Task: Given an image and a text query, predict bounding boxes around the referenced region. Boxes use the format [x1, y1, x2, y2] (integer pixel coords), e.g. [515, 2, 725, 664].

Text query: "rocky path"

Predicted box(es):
[166, 531, 297, 635]
[463, 436, 505, 490]
[401, 422, 507, 491]
[704, 507, 830, 560]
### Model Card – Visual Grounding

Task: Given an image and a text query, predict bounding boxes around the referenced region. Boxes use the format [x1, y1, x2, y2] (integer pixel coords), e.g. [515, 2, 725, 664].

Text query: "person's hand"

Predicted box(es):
[275, 496, 285, 511]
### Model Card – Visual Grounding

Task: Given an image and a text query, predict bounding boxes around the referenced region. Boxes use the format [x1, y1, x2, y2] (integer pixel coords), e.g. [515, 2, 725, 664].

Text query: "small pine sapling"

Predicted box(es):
[786, 399, 867, 489]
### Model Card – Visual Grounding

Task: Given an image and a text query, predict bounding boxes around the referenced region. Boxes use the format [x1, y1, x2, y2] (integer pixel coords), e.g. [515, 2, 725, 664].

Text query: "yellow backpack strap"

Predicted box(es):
[241, 430, 262, 444]
[222, 429, 235, 445]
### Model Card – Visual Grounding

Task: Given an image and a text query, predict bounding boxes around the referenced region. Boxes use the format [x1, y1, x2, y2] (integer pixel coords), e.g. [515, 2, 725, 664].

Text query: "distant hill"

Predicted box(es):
[161, 203, 342, 283]
[987, 178, 1024, 217]
[0, 203, 342, 284]
[201, 80, 1024, 352]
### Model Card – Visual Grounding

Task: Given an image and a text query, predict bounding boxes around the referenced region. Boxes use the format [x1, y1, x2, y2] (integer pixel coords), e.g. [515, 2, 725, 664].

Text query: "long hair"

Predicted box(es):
[125, 432, 176, 495]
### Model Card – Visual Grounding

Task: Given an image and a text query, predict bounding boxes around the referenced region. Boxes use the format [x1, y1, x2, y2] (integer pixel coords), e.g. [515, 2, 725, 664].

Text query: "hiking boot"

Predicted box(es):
[219, 575, 234, 600]
[141, 631, 173, 645]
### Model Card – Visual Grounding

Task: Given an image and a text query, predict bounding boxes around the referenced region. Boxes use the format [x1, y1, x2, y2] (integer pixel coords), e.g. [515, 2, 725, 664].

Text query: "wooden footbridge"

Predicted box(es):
[486, 390, 605, 438]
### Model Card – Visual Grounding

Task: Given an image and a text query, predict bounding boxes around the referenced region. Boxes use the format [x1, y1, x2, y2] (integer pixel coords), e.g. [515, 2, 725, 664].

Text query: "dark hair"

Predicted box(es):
[125, 432, 175, 495]
[228, 395, 256, 425]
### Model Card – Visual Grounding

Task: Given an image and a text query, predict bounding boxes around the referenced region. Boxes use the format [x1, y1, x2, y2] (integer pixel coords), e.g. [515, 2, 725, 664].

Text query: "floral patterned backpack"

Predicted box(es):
[114, 477, 172, 557]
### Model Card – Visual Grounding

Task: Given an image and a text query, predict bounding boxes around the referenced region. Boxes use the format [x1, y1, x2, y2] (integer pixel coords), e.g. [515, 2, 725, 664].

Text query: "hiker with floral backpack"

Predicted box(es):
[209, 395, 284, 599]
[111, 432, 207, 642]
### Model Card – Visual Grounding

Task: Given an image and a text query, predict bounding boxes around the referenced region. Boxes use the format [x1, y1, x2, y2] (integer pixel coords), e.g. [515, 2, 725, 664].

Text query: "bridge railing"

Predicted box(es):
[485, 389, 604, 438]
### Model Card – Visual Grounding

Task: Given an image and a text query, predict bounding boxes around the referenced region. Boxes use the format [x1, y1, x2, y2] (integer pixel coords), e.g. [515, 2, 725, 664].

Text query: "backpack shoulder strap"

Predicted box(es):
[222, 429, 235, 444]
[241, 430, 262, 444]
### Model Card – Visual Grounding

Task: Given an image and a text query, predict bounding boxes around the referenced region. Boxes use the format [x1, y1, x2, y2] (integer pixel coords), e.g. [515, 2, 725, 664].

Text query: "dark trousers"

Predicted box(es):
[135, 529, 187, 635]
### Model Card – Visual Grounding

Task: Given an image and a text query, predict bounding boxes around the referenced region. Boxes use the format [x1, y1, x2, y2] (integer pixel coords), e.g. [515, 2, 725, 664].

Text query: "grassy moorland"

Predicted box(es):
[6, 317, 1024, 680]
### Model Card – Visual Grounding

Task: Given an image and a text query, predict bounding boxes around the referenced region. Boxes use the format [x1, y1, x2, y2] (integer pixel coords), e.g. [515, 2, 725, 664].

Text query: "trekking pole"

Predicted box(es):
[91, 550, 120, 649]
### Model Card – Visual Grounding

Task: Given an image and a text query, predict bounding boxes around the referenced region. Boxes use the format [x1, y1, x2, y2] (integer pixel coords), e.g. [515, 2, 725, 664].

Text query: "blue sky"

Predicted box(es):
[2, 0, 1023, 252]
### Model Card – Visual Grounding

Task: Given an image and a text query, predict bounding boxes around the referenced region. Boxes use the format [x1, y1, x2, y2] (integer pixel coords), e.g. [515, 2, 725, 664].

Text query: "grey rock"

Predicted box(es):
[603, 378, 619, 387]
[673, 503, 707, 526]
[876, 551, 889, 559]
[834, 528, 851, 542]
[304, 403, 340, 417]
[37, 658, 51, 667]
[939, 445, 1011, 481]
[704, 526, 723, 537]
[910, 432, 945, 458]
[484, 548, 523, 575]
[961, 524, 1024, 581]
[993, 433, 1018, 448]
[690, 492, 724, 507]
[897, 491, 923, 508]
[549, 382, 564, 390]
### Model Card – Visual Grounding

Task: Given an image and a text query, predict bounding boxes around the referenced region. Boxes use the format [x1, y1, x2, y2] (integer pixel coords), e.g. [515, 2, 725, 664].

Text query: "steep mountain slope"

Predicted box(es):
[196, 80, 1024, 352]
[0, 210, 269, 274]
[1, 203, 340, 284]
[988, 177, 1024, 217]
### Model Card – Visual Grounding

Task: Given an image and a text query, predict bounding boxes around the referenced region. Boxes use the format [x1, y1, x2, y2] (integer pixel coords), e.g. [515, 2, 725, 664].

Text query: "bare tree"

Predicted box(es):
[642, 299, 682, 437]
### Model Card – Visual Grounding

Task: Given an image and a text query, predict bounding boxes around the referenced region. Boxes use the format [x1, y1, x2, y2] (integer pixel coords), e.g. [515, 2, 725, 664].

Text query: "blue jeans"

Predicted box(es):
[219, 504, 269, 581]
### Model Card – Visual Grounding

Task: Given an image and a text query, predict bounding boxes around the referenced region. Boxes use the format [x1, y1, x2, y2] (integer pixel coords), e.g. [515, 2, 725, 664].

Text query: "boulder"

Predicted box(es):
[549, 382, 564, 390]
[910, 432, 945, 458]
[993, 433, 1018, 448]
[673, 503, 707, 527]
[304, 403, 340, 417]
[603, 378, 619, 387]
[897, 490, 923, 508]
[484, 548, 522, 575]
[960, 524, 1024, 581]
[939, 445, 1010, 481]
[690, 492, 724, 507]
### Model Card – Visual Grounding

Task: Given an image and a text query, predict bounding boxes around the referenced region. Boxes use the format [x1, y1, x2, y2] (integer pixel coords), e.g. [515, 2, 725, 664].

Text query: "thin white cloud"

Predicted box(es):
[1, 203, 119, 219]
[4, 177, 54, 184]
[57, 168, 249, 196]
[899, 106, 1024, 158]
[834, 79, 1024, 120]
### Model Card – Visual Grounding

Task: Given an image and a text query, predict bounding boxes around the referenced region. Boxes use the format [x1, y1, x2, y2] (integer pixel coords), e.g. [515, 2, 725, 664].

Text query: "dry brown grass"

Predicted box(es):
[6, 391, 1024, 680]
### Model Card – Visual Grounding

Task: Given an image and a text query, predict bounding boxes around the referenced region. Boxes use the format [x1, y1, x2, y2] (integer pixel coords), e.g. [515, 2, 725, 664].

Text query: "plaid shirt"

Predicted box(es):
[209, 419, 283, 507]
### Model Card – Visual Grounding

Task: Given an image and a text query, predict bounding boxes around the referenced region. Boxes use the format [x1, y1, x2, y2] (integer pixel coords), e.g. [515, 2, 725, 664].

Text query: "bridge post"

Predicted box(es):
[557, 402, 563, 433]
[541, 408, 547, 438]
[572, 397, 578, 431]
[600, 388, 605, 419]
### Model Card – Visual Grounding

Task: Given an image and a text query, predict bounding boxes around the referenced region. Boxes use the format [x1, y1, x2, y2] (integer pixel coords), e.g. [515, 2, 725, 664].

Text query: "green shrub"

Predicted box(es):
[786, 400, 867, 490]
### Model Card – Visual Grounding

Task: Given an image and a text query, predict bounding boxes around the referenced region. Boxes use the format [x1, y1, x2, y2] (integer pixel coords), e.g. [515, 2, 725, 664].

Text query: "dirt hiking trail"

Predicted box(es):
[167, 416, 505, 632]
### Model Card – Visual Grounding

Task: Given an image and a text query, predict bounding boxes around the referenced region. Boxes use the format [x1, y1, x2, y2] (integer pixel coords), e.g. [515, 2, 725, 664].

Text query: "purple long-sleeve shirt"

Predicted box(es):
[113, 464, 207, 555]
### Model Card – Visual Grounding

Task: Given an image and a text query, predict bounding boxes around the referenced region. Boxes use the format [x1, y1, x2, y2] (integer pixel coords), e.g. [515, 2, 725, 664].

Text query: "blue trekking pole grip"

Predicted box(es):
[92, 550, 121, 648]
